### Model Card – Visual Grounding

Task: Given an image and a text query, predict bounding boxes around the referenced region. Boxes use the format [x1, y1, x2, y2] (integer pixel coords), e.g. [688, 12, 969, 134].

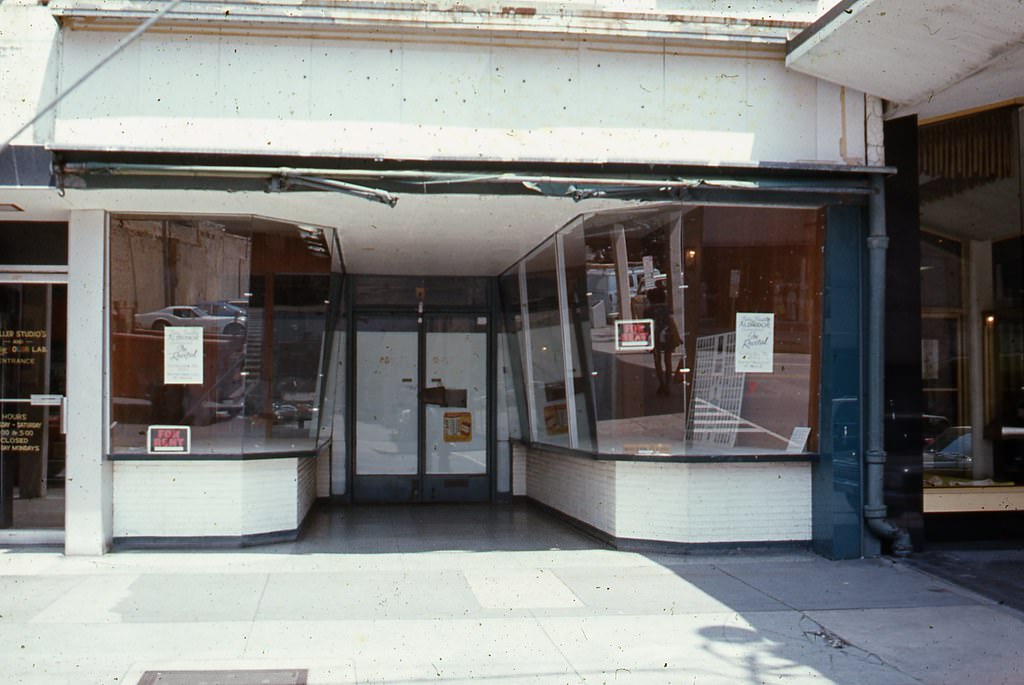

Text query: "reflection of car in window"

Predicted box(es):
[134, 305, 246, 335]
[922, 413, 951, 447]
[195, 300, 247, 319]
[924, 426, 973, 472]
[241, 376, 316, 428]
[587, 265, 664, 318]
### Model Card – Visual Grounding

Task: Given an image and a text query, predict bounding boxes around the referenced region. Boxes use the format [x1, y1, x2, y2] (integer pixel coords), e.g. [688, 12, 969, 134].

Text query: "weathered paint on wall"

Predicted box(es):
[0, 1, 60, 146]
[44, 23, 863, 165]
[1, 1, 869, 166]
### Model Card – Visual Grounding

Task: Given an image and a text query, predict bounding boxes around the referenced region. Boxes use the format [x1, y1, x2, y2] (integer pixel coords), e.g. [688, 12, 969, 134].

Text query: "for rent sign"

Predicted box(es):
[147, 425, 191, 455]
[614, 319, 655, 352]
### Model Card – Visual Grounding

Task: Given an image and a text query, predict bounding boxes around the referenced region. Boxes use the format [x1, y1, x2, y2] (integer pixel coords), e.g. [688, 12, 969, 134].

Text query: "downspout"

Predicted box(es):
[864, 173, 913, 557]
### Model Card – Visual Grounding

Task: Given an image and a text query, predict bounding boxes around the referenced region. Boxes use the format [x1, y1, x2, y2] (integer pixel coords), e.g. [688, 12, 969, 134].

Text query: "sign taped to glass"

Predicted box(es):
[615, 318, 655, 352]
[0, 328, 48, 366]
[147, 425, 191, 454]
[544, 403, 569, 435]
[0, 409, 43, 454]
[735, 312, 774, 373]
[163, 326, 203, 384]
[443, 412, 473, 443]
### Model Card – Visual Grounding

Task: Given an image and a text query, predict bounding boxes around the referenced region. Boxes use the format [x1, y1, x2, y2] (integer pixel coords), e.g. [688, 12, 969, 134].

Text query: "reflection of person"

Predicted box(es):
[644, 286, 681, 396]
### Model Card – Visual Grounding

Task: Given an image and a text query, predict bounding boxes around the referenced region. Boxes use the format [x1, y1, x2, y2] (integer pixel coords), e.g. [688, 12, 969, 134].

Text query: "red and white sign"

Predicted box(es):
[147, 425, 191, 454]
[614, 318, 655, 352]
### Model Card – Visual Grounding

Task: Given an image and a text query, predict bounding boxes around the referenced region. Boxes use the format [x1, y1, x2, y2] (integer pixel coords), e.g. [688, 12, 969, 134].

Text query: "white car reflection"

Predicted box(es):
[134, 305, 246, 335]
[924, 426, 973, 472]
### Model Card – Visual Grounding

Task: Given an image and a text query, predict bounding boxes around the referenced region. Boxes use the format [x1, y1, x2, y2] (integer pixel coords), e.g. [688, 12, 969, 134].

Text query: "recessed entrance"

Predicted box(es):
[0, 281, 67, 531]
[353, 311, 490, 503]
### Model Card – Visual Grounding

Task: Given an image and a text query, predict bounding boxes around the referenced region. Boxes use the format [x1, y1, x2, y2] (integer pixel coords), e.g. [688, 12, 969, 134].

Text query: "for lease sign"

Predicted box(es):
[147, 425, 191, 454]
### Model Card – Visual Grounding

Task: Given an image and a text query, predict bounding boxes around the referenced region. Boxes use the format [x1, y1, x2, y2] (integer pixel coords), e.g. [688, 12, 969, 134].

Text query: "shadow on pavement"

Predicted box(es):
[904, 540, 1024, 613]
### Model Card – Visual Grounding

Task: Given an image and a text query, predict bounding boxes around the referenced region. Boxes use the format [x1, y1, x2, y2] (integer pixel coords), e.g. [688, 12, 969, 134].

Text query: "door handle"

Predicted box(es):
[0, 395, 67, 434]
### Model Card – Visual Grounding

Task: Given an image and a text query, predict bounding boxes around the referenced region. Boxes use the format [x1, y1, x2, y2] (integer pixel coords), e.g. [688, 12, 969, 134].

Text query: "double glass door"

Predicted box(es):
[0, 282, 66, 529]
[353, 312, 490, 502]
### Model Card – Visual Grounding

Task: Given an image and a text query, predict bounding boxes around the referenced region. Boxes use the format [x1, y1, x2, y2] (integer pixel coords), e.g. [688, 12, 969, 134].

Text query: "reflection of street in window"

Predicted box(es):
[644, 286, 680, 397]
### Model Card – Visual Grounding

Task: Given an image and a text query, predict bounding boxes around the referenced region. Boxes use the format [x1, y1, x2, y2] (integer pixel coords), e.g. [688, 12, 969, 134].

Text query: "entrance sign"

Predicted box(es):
[164, 326, 204, 384]
[615, 319, 655, 352]
[147, 425, 191, 454]
[0, 328, 48, 367]
[735, 312, 774, 373]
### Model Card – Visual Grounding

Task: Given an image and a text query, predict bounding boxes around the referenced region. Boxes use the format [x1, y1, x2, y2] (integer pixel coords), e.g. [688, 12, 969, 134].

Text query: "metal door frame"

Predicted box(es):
[0, 275, 68, 537]
[349, 307, 495, 504]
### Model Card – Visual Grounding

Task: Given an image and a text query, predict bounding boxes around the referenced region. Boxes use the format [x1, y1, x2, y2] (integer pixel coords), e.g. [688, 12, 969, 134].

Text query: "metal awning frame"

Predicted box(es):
[54, 155, 894, 208]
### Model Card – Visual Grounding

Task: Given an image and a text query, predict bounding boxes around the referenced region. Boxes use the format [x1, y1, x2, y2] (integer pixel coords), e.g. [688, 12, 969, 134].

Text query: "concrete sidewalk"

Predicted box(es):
[1, 504, 1022, 685]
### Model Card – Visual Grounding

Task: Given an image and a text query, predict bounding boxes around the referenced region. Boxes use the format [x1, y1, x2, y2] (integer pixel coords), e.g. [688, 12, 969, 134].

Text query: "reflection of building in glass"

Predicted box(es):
[109, 216, 335, 457]
[8, 0, 1021, 560]
[500, 204, 820, 457]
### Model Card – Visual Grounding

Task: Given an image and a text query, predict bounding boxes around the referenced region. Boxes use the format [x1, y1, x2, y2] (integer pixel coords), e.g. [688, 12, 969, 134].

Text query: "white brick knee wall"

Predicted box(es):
[113, 458, 315, 538]
[525, 448, 811, 544]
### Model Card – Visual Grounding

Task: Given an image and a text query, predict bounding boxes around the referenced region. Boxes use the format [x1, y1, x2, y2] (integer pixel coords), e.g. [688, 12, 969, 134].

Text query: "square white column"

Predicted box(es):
[64, 210, 111, 555]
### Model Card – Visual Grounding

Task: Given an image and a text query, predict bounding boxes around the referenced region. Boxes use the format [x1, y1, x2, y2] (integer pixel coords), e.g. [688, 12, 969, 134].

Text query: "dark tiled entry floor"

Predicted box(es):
[282, 501, 609, 554]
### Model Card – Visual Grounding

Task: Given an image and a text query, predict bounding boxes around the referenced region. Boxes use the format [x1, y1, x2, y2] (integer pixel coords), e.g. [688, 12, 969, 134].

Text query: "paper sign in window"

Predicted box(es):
[735, 313, 774, 373]
[786, 427, 811, 453]
[544, 403, 569, 435]
[921, 339, 939, 380]
[443, 412, 473, 443]
[164, 326, 203, 384]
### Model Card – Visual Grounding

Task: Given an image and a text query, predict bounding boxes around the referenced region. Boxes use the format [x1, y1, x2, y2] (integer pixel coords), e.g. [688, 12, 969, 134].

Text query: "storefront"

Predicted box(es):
[0, 155, 888, 556]
[0, 223, 68, 542]
[1, 0, 900, 556]
[882, 106, 1024, 543]
[788, 0, 1024, 546]
[496, 196, 863, 552]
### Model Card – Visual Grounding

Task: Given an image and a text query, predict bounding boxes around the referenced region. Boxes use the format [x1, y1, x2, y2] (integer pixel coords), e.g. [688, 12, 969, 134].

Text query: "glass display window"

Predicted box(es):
[108, 215, 340, 457]
[501, 202, 824, 457]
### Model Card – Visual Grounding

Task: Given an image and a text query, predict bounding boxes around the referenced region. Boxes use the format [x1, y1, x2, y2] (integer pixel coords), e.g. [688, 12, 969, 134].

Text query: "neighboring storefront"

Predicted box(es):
[882, 106, 1024, 544]
[788, 0, 1024, 547]
[0, 220, 68, 543]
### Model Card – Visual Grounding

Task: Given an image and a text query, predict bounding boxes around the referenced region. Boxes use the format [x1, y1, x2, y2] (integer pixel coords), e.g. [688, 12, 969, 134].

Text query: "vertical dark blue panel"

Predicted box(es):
[883, 115, 925, 549]
[814, 204, 866, 559]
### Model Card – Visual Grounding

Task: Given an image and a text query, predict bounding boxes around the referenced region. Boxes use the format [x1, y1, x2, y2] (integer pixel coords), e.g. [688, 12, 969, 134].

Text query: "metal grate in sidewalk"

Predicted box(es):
[137, 670, 306, 685]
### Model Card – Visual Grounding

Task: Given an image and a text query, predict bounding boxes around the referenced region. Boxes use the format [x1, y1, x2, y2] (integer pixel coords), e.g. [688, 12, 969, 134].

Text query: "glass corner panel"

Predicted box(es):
[243, 273, 332, 455]
[576, 203, 822, 457]
[498, 273, 528, 443]
[524, 241, 571, 448]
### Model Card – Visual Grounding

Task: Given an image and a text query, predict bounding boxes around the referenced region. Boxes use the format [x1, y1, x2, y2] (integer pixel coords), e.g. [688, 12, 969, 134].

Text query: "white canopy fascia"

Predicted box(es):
[787, 0, 1024, 121]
